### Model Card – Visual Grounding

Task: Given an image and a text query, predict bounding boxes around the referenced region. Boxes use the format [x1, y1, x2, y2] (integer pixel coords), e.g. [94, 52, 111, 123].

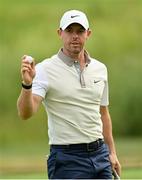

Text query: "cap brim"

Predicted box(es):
[61, 20, 88, 30]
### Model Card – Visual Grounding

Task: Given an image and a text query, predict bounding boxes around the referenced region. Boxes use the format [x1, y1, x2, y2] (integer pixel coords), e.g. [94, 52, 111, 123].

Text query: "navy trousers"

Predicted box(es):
[47, 142, 112, 179]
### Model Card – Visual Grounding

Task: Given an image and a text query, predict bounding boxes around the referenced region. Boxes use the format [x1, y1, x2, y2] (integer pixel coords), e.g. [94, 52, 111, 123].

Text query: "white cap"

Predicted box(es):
[60, 10, 89, 30]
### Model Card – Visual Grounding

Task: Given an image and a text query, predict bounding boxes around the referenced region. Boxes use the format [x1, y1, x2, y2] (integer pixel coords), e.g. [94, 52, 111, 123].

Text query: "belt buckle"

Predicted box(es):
[87, 139, 101, 151]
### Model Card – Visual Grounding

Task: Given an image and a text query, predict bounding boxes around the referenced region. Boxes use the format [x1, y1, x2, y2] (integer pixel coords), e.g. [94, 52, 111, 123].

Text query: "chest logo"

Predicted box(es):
[94, 80, 101, 83]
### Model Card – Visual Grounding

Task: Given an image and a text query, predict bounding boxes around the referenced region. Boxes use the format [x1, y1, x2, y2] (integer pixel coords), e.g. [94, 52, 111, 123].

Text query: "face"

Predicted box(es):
[58, 23, 91, 55]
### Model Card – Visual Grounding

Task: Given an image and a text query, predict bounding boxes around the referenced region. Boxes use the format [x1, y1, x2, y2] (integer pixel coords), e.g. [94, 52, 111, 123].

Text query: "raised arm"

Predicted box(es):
[17, 55, 43, 120]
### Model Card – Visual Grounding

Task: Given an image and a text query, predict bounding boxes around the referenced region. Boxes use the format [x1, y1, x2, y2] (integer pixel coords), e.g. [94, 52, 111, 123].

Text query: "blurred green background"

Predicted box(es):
[0, 0, 142, 179]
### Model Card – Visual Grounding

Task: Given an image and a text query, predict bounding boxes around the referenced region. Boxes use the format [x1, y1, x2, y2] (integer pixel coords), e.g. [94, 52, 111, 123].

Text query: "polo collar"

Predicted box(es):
[57, 48, 91, 67]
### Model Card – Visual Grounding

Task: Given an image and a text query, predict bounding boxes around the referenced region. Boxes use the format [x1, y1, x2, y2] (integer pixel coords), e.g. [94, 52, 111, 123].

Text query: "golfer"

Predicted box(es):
[17, 10, 121, 179]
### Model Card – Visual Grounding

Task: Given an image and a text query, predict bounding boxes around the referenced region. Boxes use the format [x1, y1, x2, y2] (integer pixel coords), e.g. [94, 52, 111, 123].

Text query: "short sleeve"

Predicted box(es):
[100, 64, 109, 106]
[32, 63, 49, 99]
[100, 80, 109, 106]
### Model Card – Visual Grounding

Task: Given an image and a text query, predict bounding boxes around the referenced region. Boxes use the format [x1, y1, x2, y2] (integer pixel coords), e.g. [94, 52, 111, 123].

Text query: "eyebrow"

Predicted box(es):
[66, 25, 85, 30]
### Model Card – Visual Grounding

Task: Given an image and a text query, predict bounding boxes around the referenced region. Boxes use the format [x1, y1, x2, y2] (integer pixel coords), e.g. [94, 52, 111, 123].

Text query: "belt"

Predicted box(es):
[51, 139, 104, 151]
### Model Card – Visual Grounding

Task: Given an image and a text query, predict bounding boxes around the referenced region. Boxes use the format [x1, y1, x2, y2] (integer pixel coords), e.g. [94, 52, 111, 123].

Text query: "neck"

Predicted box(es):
[62, 48, 85, 64]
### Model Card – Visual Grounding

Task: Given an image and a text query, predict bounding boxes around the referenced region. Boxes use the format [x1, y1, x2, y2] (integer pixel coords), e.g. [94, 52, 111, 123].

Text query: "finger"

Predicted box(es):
[21, 66, 32, 73]
[111, 164, 115, 171]
[115, 165, 121, 176]
[31, 59, 35, 67]
[21, 63, 33, 69]
[21, 67, 31, 73]
[109, 158, 115, 169]
[114, 161, 121, 176]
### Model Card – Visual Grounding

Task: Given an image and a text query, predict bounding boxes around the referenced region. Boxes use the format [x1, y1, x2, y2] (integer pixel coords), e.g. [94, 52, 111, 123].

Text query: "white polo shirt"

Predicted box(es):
[32, 49, 109, 145]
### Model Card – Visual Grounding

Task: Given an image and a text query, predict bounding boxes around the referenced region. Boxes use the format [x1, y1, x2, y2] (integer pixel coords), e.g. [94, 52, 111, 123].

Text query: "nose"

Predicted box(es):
[72, 31, 79, 39]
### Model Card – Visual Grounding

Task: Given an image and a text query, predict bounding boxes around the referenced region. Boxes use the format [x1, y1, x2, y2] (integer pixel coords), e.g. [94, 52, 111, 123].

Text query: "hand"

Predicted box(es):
[21, 55, 36, 85]
[109, 153, 121, 177]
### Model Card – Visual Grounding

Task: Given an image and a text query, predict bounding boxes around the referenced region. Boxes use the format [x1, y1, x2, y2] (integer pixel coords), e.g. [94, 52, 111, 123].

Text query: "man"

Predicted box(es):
[17, 10, 121, 179]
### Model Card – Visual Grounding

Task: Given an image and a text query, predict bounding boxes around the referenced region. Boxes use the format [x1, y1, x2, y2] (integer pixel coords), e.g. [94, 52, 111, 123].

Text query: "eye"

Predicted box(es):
[65, 28, 72, 33]
[78, 29, 85, 33]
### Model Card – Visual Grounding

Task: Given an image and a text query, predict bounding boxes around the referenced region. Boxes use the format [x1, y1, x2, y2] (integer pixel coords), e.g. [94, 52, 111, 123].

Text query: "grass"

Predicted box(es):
[115, 138, 142, 168]
[122, 168, 142, 179]
[0, 172, 47, 179]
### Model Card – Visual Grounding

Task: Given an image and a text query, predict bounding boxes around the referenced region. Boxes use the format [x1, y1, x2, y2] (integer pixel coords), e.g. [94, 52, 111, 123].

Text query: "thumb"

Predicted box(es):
[31, 59, 36, 69]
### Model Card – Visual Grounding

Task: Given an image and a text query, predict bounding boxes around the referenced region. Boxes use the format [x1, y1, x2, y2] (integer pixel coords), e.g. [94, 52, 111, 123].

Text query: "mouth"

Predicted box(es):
[71, 42, 80, 46]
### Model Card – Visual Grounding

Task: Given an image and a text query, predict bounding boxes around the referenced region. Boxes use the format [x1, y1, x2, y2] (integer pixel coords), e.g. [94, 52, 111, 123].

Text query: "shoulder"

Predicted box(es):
[89, 57, 108, 75]
[90, 57, 107, 70]
[88, 57, 108, 81]
[35, 54, 58, 71]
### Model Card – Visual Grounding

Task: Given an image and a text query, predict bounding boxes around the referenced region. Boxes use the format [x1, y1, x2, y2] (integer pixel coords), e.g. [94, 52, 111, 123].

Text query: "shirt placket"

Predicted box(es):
[74, 61, 86, 88]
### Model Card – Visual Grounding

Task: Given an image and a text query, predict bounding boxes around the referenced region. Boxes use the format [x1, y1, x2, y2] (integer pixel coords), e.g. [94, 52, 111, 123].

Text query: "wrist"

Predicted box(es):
[22, 81, 32, 89]
[109, 151, 117, 157]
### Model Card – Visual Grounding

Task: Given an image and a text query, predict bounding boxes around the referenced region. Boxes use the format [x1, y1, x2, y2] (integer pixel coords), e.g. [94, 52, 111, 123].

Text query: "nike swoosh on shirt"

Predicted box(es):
[94, 80, 101, 83]
[71, 15, 80, 18]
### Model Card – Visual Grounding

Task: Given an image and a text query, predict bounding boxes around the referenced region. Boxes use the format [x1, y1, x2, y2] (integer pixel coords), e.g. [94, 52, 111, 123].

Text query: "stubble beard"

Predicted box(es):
[68, 44, 83, 56]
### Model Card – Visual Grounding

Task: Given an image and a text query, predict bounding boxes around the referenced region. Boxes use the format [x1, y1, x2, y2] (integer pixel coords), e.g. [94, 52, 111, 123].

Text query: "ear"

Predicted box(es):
[87, 29, 92, 38]
[57, 28, 62, 38]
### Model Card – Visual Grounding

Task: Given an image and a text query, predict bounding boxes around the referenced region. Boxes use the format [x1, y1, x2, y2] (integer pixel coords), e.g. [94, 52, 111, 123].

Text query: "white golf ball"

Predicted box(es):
[25, 56, 33, 63]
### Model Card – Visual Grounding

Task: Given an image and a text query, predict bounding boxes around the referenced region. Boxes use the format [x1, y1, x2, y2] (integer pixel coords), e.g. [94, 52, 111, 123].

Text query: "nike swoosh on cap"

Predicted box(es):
[71, 15, 80, 18]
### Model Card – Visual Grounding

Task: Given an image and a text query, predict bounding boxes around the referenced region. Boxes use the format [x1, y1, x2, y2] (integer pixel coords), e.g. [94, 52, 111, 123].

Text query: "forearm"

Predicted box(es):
[101, 106, 116, 154]
[104, 128, 116, 155]
[17, 88, 34, 120]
